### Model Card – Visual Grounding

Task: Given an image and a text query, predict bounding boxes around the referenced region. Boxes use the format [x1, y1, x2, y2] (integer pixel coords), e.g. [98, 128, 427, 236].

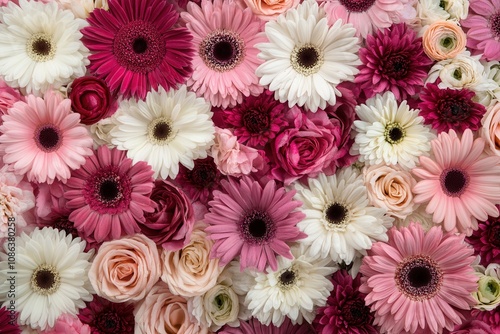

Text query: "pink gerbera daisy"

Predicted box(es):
[0, 91, 93, 184]
[466, 209, 500, 266]
[360, 223, 478, 333]
[412, 129, 500, 236]
[204, 176, 306, 272]
[64, 146, 155, 243]
[461, 0, 500, 61]
[181, 0, 265, 108]
[355, 23, 433, 101]
[81, 0, 194, 100]
[323, 0, 412, 38]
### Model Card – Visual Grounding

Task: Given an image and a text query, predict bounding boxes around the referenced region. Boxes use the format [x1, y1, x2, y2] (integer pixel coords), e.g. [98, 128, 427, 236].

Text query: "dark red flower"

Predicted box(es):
[78, 296, 134, 334]
[466, 208, 500, 266]
[0, 307, 21, 334]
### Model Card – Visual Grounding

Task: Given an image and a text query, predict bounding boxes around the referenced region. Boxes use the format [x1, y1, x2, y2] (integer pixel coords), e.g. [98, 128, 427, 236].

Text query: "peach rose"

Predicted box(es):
[423, 21, 466, 61]
[88, 234, 161, 303]
[240, 0, 300, 20]
[134, 282, 209, 334]
[363, 164, 417, 219]
[161, 222, 223, 298]
[481, 103, 500, 156]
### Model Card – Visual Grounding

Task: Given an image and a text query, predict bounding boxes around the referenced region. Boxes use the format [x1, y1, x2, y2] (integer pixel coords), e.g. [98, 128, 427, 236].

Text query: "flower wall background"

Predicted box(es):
[0, 0, 500, 333]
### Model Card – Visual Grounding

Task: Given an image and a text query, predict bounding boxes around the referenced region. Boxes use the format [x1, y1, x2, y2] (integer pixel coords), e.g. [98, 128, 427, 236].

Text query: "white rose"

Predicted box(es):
[415, 0, 450, 27]
[442, 0, 469, 20]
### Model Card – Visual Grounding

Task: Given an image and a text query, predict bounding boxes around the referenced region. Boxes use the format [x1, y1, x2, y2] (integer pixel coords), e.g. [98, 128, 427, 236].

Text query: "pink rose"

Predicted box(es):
[43, 314, 91, 334]
[212, 127, 264, 177]
[160, 222, 223, 298]
[239, 0, 300, 20]
[134, 282, 209, 334]
[88, 234, 161, 303]
[68, 76, 117, 125]
[481, 103, 500, 156]
[139, 180, 195, 251]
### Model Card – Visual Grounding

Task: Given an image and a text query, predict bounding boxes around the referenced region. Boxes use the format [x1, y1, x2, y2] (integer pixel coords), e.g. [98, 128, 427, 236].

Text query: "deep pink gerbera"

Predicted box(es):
[466, 210, 500, 266]
[355, 23, 433, 101]
[81, 0, 194, 100]
[471, 307, 500, 333]
[204, 176, 306, 271]
[64, 146, 155, 243]
[224, 90, 288, 148]
[0, 307, 21, 334]
[412, 129, 500, 236]
[219, 317, 313, 334]
[360, 223, 478, 333]
[78, 296, 135, 334]
[418, 83, 487, 133]
[461, 0, 500, 60]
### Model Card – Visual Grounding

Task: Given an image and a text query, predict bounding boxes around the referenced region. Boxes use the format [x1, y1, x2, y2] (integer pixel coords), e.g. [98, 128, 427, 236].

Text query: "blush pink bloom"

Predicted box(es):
[238, 0, 300, 20]
[0, 79, 22, 124]
[33, 180, 66, 221]
[43, 314, 91, 334]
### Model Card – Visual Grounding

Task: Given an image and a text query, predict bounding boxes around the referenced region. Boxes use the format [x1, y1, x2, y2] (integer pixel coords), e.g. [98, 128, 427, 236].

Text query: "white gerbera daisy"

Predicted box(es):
[255, 0, 360, 112]
[350, 91, 435, 170]
[245, 246, 335, 326]
[0, 227, 93, 330]
[110, 85, 215, 179]
[0, 0, 89, 95]
[293, 167, 393, 264]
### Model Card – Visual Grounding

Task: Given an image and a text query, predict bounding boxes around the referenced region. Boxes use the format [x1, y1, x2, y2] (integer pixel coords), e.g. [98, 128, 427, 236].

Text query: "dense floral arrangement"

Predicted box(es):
[0, 0, 500, 333]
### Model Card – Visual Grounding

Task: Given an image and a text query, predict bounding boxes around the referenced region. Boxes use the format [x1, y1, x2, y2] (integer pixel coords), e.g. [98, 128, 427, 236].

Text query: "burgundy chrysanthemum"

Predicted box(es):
[466, 208, 500, 266]
[81, 0, 194, 100]
[219, 317, 313, 334]
[419, 83, 486, 133]
[224, 90, 288, 148]
[78, 296, 135, 334]
[0, 307, 21, 334]
[355, 23, 433, 100]
[314, 270, 377, 334]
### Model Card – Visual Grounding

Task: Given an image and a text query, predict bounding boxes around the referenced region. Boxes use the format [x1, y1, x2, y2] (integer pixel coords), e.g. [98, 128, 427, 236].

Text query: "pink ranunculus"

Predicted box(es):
[212, 127, 264, 177]
[88, 234, 161, 303]
[139, 180, 195, 251]
[43, 314, 91, 334]
[68, 76, 117, 125]
[269, 107, 340, 185]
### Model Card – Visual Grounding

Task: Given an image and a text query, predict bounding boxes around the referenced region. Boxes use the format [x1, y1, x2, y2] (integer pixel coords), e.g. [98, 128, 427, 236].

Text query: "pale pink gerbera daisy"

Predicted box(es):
[360, 223, 478, 334]
[181, 0, 265, 108]
[204, 176, 306, 272]
[64, 146, 155, 243]
[0, 91, 93, 184]
[412, 129, 500, 236]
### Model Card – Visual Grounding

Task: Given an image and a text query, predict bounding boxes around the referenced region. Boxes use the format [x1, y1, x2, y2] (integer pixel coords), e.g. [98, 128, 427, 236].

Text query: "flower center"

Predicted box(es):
[341, 298, 370, 326]
[242, 109, 270, 134]
[31, 264, 61, 295]
[440, 168, 469, 197]
[95, 310, 121, 333]
[113, 20, 166, 74]
[99, 179, 120, 202]
[323, 202, 349, 231]
[382, 54, 410, 80]
[199, 30, 245, 72]
[437, 98, 471, 122]
[147, 117, 174, 145]
[26, 33, 56, 62]
[384, 122, 406, 144]
[489, 13, 500, 38]
[186, 158, 219, 190]
[488, 224, 500, 248]
[239, 210, 276, 244]
[35, 124, 62, 152]
[84, 166, 132, 213]
[395, 255, 443, 301]
[278, 267, 298, 290]
[291, 44, 324, 76]
[339, 0, 376, 12]
[53, 217, 79, 239]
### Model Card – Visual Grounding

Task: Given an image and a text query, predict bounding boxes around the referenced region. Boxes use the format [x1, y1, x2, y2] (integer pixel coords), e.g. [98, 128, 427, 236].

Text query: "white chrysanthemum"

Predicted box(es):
[245, 246, 335, 326]
[0, 227, 93, 330]
[110, 85, 215, 179]
[255, 0, 360, 112]
[293, 167, 393, 264]
[0, 0, 89, 95]
[350, 91, 435, 170]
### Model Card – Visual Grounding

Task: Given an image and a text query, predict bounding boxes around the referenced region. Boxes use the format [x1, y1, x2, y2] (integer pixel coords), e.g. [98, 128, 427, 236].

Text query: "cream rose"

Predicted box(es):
[88, 234, 161, 303]
[481, 102, 500, 156]
[422, 21, 466, 61]
[240, 0, 300, 20]
[363, 164, 417, 219]
[161, 222, 223, 298]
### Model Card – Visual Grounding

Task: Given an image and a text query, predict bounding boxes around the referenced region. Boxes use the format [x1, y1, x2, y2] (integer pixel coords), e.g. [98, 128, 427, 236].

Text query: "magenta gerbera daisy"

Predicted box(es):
[64, 146, 155, 243]
[466, 209, 500, 266]
[78, 296, 135, 334]
[360, 223, 478, 333]
[0, 307, 20, 334]
[204, 176, 306, 272]
[224, 90, 288, 148]
[219, 317, 313, 334]
[355, 23, 433, 101]
[0, 91, 93, 184]
[418, 83, 487, 133]
[412, 129, 500, 236]
[181, 0, 265, 108]
[461, 0, 500, 61]
[472, 307, 500, 333]
[81, 0, 194, 100]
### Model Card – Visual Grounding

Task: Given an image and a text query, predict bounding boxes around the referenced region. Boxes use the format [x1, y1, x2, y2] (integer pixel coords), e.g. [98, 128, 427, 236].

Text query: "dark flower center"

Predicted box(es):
[239, 210, 276, 244]
[35, 270, 56, 290]
[384, 122, 406, 144]
[489, 13, 500, 37]
[279, 270, 296, 285]
[153, 121, 172, 141]
[488, 224, 500, 248]
[99, 179, 121, 202]
[132, 37, 148, 54]
[341, 299, 370, 326]
[84, 167, 131, 213]
[27, 33, 55, 62]
[35, 125, 62, 152]
[382, 54, 411, 80]
[53, 217, 79, 239]
[325, 203, 348, 225]
[31, 264, 60, 295]
[95, 310, 122, 333]
[33, 39, 52, 56]
[186, 158, 219, 189]
[339, 0, 376, 12]
[242, 109, 270, 134]
[437, 98, 471, 122]
[395, 256, 443, 301]
[297, 47, 320, 69]
[440, 168, 469, 197]
[291, 44, 323, 75]
[200, 30, 244, 72]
